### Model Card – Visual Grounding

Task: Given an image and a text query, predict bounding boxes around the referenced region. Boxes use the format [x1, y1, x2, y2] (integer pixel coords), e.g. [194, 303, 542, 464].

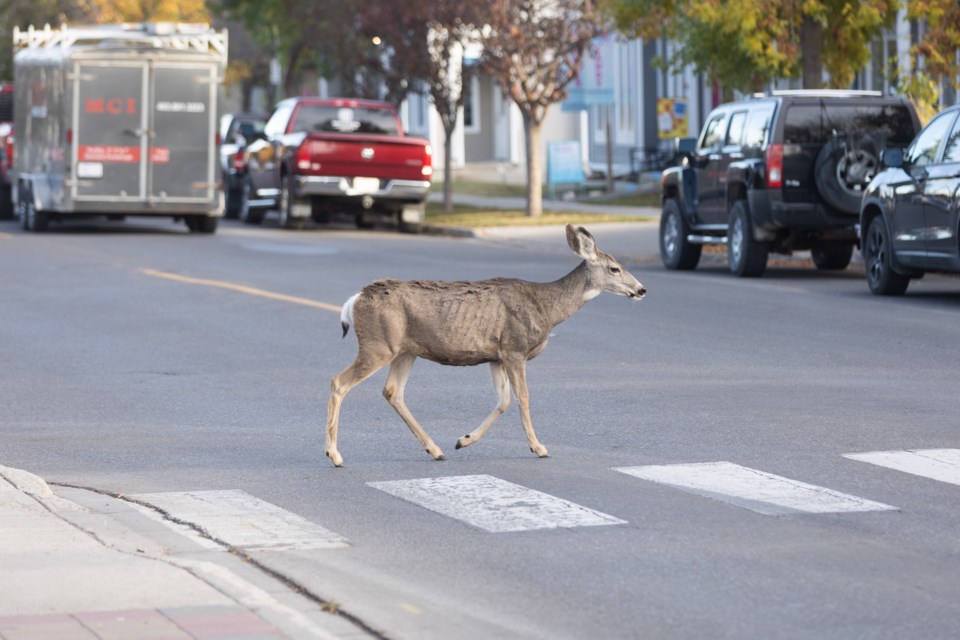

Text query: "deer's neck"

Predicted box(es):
[538, 261, 593, 327]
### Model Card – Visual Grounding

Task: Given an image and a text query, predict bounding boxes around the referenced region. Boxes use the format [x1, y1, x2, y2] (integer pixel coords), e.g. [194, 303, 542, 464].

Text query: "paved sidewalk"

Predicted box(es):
[0, 465, 366, 640]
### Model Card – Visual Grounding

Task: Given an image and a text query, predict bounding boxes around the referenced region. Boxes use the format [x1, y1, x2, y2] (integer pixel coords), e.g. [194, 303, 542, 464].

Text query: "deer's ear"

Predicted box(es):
[566, 225, 598, 261]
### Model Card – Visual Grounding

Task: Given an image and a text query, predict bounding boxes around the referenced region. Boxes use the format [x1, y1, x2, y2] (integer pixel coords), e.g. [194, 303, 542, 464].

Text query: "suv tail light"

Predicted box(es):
[421, 144, 433, 178]
[765, 144, 783, 188]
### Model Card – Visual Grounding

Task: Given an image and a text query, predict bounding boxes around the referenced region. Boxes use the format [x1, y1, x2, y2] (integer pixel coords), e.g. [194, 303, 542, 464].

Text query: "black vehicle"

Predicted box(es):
[0, 83, 13, 220]
[860, 104, 960, 295]
[660, 90, 921, 277]
[218, 112, 266, 218]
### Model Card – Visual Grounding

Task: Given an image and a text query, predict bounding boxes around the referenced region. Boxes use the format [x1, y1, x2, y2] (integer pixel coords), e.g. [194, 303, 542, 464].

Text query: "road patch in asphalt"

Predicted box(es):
[614, 461, 898, 516]
[141, 268, 341, 312]
[129, 489, 348, 550]
[844, 448, 960, 486]
[368, 474, 626, 533]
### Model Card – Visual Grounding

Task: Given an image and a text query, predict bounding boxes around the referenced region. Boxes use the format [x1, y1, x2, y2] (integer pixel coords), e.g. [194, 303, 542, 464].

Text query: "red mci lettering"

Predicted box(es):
[84, 97, 137, 115]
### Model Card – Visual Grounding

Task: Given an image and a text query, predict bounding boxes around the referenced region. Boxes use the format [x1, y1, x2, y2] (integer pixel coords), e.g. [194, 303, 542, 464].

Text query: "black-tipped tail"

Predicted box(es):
[341, 321, 349, 338]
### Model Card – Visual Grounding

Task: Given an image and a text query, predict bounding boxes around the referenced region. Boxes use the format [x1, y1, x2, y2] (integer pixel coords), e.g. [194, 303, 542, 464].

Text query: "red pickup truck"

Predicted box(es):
[240, 97, 433, 232]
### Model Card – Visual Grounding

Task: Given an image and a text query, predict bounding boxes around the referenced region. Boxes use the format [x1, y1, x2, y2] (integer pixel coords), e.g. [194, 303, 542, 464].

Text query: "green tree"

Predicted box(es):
[483, 0, 607, 217]
[600, 0, 895, 95]
[902, 0, 960, 119]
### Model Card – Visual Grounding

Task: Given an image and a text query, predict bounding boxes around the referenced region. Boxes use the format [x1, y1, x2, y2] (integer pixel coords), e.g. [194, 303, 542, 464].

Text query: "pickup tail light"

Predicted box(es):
[765, 143, 783, 188]
[231, 150, 245, 173]
[421, 144, 433, 178]
[295, 142, 313, 173]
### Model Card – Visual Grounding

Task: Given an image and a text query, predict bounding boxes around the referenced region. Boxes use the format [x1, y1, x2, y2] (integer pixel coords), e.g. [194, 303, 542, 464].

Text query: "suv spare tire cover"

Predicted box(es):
[814, 137, 879, 214]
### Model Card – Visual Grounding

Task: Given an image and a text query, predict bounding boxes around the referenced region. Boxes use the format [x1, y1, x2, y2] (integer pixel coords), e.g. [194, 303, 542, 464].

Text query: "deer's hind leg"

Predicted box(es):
[383, 353, 445, 461]
[325, 350, 392, 467]
[456, 361, 510, 450]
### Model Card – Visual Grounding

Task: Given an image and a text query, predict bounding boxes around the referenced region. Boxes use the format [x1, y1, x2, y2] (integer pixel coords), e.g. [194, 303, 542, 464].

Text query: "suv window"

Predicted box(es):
[700, 113, 726, 150]
[784, 104, 916, 145]
[743, 106, 774, 148]
[725, 111, 747, 146]
[906, 111, 956, 167]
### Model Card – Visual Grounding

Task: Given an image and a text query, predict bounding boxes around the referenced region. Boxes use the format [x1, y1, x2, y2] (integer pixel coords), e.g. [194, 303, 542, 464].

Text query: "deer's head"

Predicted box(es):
[566, 224, 646, 301]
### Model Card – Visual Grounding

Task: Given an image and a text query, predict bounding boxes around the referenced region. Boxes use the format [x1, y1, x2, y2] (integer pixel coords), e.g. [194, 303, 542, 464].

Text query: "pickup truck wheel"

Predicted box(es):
[399, 220, 422, 234]
[728, 200, 768, 277]
[355, 213, 376, 229]
[863, 216, 909, 295]
[659, 199, 701, 270]
[278, 177, 304, 230]
[239, 177, 264, 225]
[811, 242, 854, 270]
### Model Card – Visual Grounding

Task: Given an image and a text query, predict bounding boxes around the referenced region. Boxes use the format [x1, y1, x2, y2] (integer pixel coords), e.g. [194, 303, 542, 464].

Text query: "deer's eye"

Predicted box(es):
[609, 266, 621, 274]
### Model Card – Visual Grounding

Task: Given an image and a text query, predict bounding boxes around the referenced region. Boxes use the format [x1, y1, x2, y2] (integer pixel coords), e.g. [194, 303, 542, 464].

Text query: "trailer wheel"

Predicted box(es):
[185, 215, 218, 234]
[19, 185, 48, 232]
[0, 184, 12, 220]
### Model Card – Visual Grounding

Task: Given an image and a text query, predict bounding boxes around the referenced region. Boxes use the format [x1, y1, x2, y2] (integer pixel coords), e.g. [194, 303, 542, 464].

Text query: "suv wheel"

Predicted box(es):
[863, 217, 910, 295]
[815, 137, 879, 214]
[659, 199, 702, 270]
[728, 201, 768, 277]
[811, 242, 854, 270]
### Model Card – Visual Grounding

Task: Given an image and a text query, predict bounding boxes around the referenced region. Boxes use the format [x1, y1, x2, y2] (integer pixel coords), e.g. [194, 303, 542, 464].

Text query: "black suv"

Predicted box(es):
[660, 90, 921, 277]
[860, 103, 960, 295]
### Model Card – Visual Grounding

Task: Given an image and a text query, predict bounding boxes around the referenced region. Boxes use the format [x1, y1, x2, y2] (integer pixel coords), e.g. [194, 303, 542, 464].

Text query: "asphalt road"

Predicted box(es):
[2, 215, 960, 639]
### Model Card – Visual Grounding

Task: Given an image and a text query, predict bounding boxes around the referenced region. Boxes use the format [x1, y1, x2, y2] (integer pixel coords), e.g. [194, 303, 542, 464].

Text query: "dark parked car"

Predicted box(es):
[0, 83, 13, 220]
[660, 90, 921, 277]
[218, 112, 266, 218]
[860, 103, 960, 295]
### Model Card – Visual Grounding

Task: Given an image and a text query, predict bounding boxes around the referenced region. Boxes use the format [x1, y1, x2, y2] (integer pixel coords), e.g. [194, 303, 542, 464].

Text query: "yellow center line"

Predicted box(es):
[141, 268, 342, 313]
[0, 232, 14, 240]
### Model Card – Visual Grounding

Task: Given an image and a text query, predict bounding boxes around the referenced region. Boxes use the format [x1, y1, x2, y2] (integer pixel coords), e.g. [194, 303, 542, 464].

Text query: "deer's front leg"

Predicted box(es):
[325, 354, 390, 467]
[383, 354, 445, 461]
[503, 359, 549, 458]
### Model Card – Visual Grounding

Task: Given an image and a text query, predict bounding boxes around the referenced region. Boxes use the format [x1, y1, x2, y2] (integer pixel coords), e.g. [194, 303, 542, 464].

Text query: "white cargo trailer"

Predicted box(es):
[12, 23, 227, 232]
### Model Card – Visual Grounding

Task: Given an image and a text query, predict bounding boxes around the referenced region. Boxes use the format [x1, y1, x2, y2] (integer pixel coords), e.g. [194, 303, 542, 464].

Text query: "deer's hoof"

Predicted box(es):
[326, 450, 344, 467]
[427, 447, 445, 461]
[455, 435, 472, 450]
[530, 444, 549, 458]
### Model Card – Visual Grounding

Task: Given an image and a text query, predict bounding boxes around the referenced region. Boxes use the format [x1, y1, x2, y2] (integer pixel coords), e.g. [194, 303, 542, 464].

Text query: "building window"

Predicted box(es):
[462, 74, 480, 134]
[617, 43, 635, 136]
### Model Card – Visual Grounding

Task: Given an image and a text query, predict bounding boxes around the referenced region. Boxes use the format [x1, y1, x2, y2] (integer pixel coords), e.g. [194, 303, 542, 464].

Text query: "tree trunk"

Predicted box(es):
[801, 16, 823, 89]
[443, 124, 455, 213]
[524, 115, 543, 218]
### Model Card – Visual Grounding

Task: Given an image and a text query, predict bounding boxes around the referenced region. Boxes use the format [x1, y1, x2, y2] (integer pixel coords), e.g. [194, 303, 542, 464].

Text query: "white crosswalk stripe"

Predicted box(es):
[614, 461, 898, 516]
[367, 474, 627, 533]
[129, 489, 349, 550]
[843, 448, 960, 486]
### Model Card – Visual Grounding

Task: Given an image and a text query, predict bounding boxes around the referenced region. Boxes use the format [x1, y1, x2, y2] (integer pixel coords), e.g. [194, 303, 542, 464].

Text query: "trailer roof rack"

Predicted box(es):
[13, 23, 227, 66]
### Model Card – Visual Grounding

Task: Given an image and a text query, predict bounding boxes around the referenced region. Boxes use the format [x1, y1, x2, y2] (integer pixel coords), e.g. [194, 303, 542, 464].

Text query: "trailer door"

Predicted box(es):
[148, 65, 216, 202]
[74, 63, 147, 201]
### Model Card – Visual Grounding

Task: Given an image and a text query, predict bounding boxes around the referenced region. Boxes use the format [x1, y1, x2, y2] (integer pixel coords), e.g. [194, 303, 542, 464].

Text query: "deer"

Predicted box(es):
[323, 224, 646, 467]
